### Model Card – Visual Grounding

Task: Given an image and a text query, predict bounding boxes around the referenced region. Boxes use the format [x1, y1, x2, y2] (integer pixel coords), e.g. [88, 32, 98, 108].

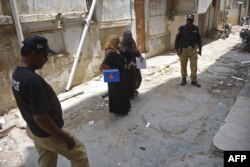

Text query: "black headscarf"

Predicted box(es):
[120, 30, 137, 53]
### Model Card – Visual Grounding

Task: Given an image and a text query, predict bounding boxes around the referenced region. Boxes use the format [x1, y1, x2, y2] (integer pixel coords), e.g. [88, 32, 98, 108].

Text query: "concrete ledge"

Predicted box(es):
[99, 19, 131, 29]
[213, 83, 250, 151]
[0, 15, 13, 25]
[20, 12, 86, 22]
[0, 12, 86, 27]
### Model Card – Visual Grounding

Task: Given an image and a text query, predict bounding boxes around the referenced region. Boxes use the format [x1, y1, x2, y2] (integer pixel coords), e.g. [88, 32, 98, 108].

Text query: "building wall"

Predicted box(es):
[0, 0, 208, 113]
[0, 25, 20, 113]
[0, 0, 134, 114]
[16, 0, 87, 15]
[0, 2, 2, 15]
[220, 0, 249, 25]
[145, 0, 170, 57]
[96, 0, 131, 22]
[174, 0, 197, 14]
[166, 0, 201, 49]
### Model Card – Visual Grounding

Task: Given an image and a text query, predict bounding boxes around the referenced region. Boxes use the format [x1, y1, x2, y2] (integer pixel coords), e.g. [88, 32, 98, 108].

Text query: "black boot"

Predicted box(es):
[191, 81, 201, 88]
[180, 78, 187, 86]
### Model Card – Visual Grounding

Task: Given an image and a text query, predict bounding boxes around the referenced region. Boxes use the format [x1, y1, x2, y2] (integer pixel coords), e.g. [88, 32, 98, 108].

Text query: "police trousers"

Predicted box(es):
[27, 127, 89, 167]
[179, 47, 198, 81]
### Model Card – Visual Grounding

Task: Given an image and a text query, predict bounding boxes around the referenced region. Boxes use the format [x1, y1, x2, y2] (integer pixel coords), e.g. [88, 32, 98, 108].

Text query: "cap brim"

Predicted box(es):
[47, 48, 57, 55]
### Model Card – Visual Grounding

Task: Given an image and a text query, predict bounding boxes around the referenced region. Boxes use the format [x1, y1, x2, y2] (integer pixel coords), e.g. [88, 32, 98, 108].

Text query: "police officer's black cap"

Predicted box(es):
[187, 14, 194, 21]
[22, 36, 57, 55]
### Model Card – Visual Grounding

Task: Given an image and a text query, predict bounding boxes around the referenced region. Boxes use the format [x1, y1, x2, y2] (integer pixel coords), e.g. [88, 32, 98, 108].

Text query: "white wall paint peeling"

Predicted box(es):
[149, 0, 166, 16]
[102, 0, 131, 22]
[148, 16, 167, 36]
[17, 0, 87, 15]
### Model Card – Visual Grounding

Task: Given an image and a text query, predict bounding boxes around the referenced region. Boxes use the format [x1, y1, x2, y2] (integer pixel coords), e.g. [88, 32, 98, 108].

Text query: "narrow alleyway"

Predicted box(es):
[1, 26, 250, 167]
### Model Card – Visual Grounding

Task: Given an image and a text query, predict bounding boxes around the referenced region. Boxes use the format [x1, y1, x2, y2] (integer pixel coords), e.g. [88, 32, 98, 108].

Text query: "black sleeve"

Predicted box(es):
[102, 51, 114, 68]
[25, 78, 50, 115]
[132, 41, 141, 58]
[175, 27, 182, 50]
[134, 50, 141, 58]
[196, 27, 202, 50]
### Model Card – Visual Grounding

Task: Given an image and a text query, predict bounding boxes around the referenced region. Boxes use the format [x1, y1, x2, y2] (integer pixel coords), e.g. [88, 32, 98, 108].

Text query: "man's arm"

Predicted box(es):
[34, 115, 75, 149]
[196, 27, 202, 55]
[175, 27, 182, 56]
[26, 79, 75, 149]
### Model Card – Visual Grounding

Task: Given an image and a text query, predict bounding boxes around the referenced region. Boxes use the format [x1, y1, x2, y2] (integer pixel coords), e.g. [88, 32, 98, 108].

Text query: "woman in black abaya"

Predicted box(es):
[100, 35, 131, 115]
[120, 30, 144, 99]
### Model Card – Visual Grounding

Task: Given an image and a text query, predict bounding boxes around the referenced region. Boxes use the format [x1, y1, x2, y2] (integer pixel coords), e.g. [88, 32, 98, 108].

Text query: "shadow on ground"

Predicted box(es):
[19, 35, 250, 167]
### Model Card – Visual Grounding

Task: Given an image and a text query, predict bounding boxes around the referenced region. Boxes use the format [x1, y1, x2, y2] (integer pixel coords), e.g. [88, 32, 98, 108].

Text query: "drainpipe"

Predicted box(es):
[10, 0, 24, 47]
[66, 0, 97, 91]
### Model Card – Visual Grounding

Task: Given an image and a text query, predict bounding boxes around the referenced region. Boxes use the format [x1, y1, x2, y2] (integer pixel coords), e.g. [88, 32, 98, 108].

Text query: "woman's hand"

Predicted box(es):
[139, 55, 145, 62]
[100, 64, 111, 71]
[129, 62, 137, 69]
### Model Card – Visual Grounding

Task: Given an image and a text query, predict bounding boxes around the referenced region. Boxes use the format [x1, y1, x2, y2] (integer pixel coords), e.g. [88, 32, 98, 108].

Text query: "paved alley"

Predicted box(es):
[1, 26, 250, 167]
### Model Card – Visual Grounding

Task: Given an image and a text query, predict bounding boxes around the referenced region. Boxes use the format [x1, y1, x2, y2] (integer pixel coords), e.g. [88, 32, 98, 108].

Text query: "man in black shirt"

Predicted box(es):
[175, 14, 202, 87]
[12, 36, 89, 167]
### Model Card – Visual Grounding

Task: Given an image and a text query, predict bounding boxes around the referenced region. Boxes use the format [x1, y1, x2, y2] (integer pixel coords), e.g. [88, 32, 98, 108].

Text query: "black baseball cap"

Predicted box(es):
[187, 14, 194, 21]
[22, 36, 57, 55]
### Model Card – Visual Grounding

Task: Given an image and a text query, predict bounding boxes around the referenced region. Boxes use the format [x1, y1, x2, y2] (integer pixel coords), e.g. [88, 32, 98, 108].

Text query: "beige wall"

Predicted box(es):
[0, 25, 19, 114]
[175, 0, 197, 14]
[145, 0, 170, 57]
[0, 0, 132, 114]
[16, 0, 87, 15]
[220, 0, 249, 25]
[0, 0, 207, 114]
[0, 23, 105, 114]
[0, 2, 2, 15]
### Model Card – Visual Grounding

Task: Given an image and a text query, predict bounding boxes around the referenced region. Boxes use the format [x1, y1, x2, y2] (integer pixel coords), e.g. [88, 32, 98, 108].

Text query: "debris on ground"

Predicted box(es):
[139, 146, 146, 151]
[231, 76, 244, 81]
[88, 120, 95, 127]
[241, 61, 250, 65]
[146, 122, 150, 128]
[212, 90, 221, 94]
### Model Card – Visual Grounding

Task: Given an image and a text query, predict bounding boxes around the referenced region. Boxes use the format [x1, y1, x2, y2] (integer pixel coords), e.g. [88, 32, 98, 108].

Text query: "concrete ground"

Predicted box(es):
[0, 26, 250, 167]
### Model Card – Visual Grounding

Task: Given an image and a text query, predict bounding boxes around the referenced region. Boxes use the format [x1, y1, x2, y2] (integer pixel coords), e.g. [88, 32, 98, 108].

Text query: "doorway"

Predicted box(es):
[238, 2, 243, 25]
[134, 0, 146, 53]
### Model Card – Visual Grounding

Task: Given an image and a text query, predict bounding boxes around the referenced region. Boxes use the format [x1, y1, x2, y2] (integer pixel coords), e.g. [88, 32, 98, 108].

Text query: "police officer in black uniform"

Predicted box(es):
[175, 14, 202, 87]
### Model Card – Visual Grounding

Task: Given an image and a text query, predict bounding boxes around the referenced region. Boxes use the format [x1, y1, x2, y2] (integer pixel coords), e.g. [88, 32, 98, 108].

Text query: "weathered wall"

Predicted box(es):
[0, 23, 105, 114]
[1, 0, 207, 114]
[0, 25, 20, 114]
[228, 9, 239, 24]
[16, 0, 87, 15]
[0, 0, 132, 114]
[95, 0, 131, 22]
[220, 0, 248, 25]
[208, 4, 216, 33]
[145, 0, 170, 57]
[175, 0, 197, 14]
[0, 2, 2, 15]
[228, 8, 246, 24]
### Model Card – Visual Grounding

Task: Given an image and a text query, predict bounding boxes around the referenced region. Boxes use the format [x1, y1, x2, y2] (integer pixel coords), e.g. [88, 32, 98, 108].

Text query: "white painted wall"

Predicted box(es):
[96, 0, 132, 22]
[148, 0, 167, 36]
[145, 0, 169, 56]
[175, 0, 197, 14]
[16, 0, 87, 15]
